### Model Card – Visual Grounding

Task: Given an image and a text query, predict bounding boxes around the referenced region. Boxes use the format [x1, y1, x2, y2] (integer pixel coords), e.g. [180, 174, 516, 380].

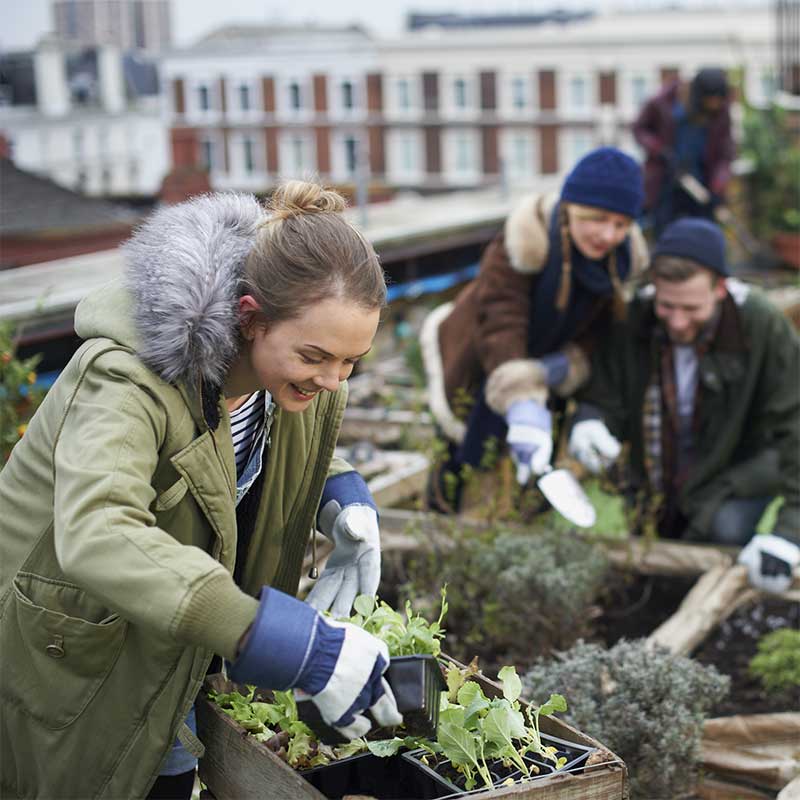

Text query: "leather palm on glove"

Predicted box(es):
[306, 471, 380, 619]
[230, 587, 403, 740]
[568, 419, 622, 474]
[738, 533, 800, 594]
[505, 399, 553, 485]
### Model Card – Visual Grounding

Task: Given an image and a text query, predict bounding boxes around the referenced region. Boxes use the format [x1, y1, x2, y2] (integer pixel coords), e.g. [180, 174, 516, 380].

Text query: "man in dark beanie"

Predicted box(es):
[569, 218, 800, 594]
[633, 67, 734, 237]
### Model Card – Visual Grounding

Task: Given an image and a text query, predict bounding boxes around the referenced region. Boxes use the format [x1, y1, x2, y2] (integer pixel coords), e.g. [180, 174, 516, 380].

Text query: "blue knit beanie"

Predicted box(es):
[560, 147, 644, 219]
[652, 218, 729, 276]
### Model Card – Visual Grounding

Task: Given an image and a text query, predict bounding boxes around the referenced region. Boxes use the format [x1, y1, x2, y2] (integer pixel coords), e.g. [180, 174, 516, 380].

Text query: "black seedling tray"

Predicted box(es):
[301, 752, 454, 799]
[297, 654, 446, 744]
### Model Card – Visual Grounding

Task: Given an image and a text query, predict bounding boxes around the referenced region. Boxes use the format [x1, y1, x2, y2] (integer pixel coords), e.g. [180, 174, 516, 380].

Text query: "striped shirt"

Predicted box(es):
[230, 391, 266, 479]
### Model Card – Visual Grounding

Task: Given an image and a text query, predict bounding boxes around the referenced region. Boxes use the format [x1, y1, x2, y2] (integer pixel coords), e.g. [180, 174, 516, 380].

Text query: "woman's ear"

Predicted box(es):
[238, 295, 262, 340]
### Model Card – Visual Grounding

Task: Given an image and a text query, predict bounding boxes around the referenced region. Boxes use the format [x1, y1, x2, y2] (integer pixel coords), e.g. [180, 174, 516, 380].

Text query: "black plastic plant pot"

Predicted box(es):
[540, 732, 596, 771]
[297, 654, 446, 744]
[301, 752, 455, 800]
[386, 654, 446, 739]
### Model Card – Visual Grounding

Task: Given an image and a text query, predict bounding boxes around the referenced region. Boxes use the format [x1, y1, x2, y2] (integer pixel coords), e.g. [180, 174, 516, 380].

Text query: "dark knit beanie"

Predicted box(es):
[652, 217, 729, 276]
[560, 147, 644, 219]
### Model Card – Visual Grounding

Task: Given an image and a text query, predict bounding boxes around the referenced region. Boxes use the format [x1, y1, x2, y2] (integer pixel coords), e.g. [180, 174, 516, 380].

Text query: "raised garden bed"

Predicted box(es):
[196, 666, 626, 800]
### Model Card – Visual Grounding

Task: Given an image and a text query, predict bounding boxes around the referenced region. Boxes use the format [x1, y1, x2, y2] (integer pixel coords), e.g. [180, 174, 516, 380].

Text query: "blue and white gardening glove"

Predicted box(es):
[505, 399, 553, 485]
[568, 419, 622, 474]
[738, 533, 800, 595]
[230, 587, 402, 739]
[306, 471, 380, 619]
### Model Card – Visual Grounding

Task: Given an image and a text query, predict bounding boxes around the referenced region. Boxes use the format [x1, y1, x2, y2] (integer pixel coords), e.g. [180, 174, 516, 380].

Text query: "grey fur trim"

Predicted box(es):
[420, 302, 466, 444]
[627, 223, 650, 285]
[503, 192, 559, 274]
[484, 358, 548, 416]
[552, 343, 591, 397]
[123, 193, 265, 387]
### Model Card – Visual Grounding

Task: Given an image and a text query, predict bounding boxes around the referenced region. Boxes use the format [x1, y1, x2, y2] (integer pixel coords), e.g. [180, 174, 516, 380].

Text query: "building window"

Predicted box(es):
[75, 168, 88, 193]
[342, 80, 354, 110]
[289, 82, 302, 110]
[455, 133, 472, 172]
[401, 135, 415, 172]
[760, 71, 775, 101]
[453, 78, 467, 109]
[569, 76, 588, 110]
[631, 76, 649, 107]
[239, 84, 251, 111]
[201, 139, 215, 170]
[511, 77, 527, 110]
[290, 136, 309, 172]
[73, 128, 84, 158]
[570, 130, 594, 163]
[243, 138, 255, 173]
[198, 85, 210, 111]
[512, 134, 530, 174]
[397, 78, 410, 110]
[101, 166, 112, 193]
[344, 136, 358, 174]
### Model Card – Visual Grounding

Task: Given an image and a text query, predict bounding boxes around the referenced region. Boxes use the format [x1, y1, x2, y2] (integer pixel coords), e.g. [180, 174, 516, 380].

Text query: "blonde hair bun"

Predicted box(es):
[268, 180, 347, 220]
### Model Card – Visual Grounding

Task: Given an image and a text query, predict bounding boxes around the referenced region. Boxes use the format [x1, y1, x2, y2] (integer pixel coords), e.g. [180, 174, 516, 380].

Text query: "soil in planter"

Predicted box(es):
[596, 571, 696, 645]
[693, 596, 800, 716]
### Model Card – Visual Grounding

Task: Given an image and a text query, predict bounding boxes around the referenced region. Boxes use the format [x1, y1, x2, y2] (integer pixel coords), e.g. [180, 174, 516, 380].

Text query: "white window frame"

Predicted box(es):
[387, 128, 424, 182]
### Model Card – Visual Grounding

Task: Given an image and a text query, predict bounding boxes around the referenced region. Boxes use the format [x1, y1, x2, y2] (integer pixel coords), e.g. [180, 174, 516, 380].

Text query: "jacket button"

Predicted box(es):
[46, 635, 65, 658]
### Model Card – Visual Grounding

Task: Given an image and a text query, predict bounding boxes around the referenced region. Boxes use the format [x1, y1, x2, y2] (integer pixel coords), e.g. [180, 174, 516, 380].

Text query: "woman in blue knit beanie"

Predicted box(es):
[420, 147, 648, 513]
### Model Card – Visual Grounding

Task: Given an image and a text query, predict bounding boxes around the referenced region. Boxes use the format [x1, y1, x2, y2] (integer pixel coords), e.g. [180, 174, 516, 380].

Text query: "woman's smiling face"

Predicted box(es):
[239, 295, 380, 411]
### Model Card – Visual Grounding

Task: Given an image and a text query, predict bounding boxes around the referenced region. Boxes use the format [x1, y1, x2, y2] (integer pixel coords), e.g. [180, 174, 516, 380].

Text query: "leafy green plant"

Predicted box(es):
[523, 638, 729, 799]
[741, 100, 800, 236]
[749, 628, 800, 694]
[346, 589, 447, 657]
[1, 323, 45, 465]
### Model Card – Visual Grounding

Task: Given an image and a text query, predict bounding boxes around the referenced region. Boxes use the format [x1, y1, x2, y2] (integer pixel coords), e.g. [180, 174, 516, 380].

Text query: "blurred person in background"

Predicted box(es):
[420, 147, 648, 514]
[569, 218, 800, 595]
[634, 67, 734, 237]
[0, 181, 401, 800]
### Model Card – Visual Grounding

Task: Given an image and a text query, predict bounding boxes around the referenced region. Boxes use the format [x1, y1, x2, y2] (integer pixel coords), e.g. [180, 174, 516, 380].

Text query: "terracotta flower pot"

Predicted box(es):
[771, 231, 800, 269]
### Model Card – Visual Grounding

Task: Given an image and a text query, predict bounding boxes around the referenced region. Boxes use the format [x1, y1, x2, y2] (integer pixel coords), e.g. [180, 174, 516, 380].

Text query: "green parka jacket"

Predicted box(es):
[578, 280, 800, 542]
[0, 194, 351, 798]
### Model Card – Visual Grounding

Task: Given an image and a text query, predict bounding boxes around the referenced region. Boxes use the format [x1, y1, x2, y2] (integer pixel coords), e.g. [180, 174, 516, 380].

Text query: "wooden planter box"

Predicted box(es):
[197, 663, 627, 800]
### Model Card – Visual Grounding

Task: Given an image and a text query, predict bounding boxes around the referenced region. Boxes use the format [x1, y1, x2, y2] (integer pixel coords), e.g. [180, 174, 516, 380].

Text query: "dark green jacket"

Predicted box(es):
[579, 281, 800, 542]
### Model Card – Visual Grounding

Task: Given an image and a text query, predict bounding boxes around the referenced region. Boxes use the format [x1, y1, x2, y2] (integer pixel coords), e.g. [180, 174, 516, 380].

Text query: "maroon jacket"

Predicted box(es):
[633, 81, 734, 210]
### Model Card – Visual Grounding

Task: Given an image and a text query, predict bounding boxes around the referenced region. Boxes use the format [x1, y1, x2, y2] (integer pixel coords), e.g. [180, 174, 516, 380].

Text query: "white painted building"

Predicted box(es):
[0, 37, 169, 197]
[161, 25, 380, 192]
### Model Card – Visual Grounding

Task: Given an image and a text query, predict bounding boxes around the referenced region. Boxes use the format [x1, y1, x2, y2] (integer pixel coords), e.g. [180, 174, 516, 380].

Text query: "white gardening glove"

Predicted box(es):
[738, 533, 800, 595]
[568, 419, 622, 474]
[505, 399, 553, 485]
[307, 483, 380, 619]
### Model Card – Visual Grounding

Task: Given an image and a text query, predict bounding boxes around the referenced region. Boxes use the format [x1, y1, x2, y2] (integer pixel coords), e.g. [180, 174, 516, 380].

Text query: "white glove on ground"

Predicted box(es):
[738, 533, 800, 595]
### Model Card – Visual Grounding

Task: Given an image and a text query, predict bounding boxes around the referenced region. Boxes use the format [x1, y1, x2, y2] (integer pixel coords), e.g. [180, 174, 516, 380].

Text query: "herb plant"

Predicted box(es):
[749, 628, 800, 694]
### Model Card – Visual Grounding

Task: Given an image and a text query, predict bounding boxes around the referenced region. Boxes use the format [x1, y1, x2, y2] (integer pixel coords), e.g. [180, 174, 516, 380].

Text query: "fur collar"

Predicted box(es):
[123, 193, 264, 388]
[503, 191, 649, 279]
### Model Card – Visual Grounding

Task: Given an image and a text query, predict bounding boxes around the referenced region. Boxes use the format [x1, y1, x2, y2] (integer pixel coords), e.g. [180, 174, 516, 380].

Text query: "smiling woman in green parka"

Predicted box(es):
[0, 181, 403, 799]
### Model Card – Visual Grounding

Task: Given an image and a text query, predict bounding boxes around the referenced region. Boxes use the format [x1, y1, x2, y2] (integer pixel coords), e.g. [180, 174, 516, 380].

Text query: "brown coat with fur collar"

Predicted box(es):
[420, 192, 648, 444]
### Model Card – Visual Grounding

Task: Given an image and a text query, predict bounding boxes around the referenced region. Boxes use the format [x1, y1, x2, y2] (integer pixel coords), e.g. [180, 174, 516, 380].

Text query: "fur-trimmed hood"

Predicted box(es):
[76, 193, 265, 389]
[503, 191, 649, 279]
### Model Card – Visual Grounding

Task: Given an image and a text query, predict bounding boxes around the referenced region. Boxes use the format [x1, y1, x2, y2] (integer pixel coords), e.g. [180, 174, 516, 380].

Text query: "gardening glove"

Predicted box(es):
[230, 587, 402, 740]
[568, 419, 621, 474]
[505, 399, 553, 485]
[306, 471, 380, 619]
[738, 533, 800, 595]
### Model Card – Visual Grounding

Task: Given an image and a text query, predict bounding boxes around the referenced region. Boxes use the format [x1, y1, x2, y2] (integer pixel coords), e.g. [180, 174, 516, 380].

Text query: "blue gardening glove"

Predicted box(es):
[230, 587, 402, 740]
[306, 471, 380, 619]
[505, 399, 553, 485]
[738, 534, 800, 595]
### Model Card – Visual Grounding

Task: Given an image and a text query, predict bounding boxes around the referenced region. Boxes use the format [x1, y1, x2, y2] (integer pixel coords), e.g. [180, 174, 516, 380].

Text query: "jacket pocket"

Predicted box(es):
[0, 572, 127, 730]
[154, 476, 189, 511]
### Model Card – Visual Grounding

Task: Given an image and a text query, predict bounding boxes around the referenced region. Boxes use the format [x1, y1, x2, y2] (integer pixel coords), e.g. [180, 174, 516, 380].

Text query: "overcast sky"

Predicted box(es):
[3, 0, 764, 51]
